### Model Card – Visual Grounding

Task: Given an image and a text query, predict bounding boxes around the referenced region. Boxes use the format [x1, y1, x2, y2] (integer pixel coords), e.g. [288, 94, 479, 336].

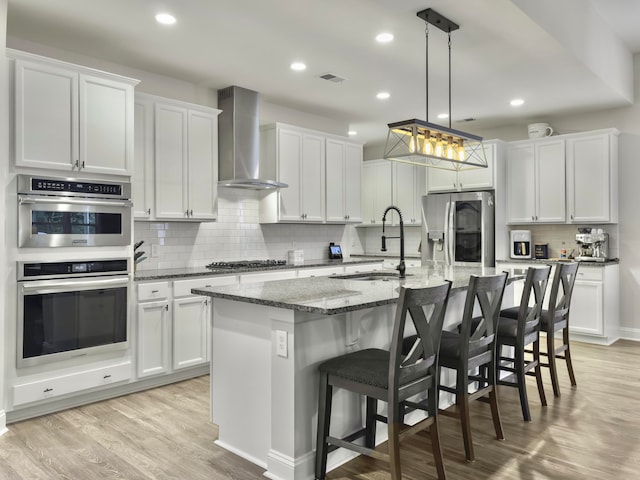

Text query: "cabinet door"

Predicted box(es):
[567, 134, 611, 222]
[133, 100, 153, 219]
[535, 140, 566, 222]
[187, 109, 218, 220]
[325, 138, 344, 222]
[301, 132, 325, 222]
[426, 166, 458, 193]
[570, 280, 604, 336]
[137, 301, 171, 378]
[362, 160, 392, 225]
[277, 128, 303, 221]
[459, 142, 494, 191]
[155, 104, 188, 219]
[506, 144, 536, 223]
[173, 296, 209, 370]
[393, 162, 416, 225]
[344, 142, 363, 223]
[79, 74, 133, 175]
[15, 60, 78, 170]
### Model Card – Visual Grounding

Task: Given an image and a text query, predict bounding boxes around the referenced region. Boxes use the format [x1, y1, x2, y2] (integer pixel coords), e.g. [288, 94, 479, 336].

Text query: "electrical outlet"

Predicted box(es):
[151, 244, 159, 257]
[276, 330, 288, 358]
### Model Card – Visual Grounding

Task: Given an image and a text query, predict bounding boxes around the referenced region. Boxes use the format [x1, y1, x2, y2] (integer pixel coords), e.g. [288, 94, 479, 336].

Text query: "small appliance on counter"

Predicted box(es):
[576, 228, 609, 262]
[288, 249, 304, 265]
[328, 243, 342, 260]
[510, 230, 532, 259]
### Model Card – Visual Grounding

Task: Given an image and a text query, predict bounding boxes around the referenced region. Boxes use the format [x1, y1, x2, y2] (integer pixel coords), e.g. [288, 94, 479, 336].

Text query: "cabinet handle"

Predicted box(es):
[532, 216, 535, 221]
[151, 289, 159, 293]
[103, 374, 111, 379]
[571, 214, 574, 220]
[74, 160, 79, 169]
[147, 208, 151, 215]
[205, 285, 212, 288]
[43, 388, 53, 393]
[164, 304, 169, 311]
[81, 161, 85, 169]
[189, 209, 193, 217]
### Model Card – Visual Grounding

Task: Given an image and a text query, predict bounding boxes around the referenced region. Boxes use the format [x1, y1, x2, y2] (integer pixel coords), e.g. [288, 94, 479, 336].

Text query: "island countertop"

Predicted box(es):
[193, 264, 527, 315]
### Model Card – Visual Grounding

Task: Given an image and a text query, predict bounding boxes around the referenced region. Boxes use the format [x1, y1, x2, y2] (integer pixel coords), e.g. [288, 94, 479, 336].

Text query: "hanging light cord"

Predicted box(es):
[448, 31, 452, 128]
[425, 21, 429, 123]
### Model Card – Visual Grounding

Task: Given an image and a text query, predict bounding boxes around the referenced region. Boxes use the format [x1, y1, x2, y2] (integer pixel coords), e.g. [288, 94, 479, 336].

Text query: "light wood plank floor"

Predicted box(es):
[1, 339, 639, 479]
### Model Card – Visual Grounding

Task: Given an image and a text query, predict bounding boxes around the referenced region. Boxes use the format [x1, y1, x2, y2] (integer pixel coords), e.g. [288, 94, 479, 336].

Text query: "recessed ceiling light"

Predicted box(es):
[376, 92, 390, 100]
[348, 130, 357, 136]
[376, 32, 394, 43]
[155, 13, 176, 25]
[290, 62, 307, 71]
[510, 98, 525, 107]
[437, 113, 449, 119]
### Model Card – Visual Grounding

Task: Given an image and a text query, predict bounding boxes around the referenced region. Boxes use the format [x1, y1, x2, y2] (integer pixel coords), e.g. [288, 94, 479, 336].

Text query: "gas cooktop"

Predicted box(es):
[205, 259, 287, 270]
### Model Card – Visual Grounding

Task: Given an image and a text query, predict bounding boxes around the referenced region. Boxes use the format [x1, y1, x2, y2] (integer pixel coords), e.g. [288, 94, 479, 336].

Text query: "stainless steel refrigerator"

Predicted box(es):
[421, 191, 495, 267]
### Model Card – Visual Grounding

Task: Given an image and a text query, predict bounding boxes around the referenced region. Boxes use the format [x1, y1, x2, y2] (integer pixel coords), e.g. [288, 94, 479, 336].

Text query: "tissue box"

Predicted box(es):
[288, 250, 304, 265]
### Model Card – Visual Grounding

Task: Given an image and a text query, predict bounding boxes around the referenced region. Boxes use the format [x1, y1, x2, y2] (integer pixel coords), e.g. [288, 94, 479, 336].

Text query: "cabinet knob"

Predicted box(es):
[147, 208, 151, 215]
[164, 304, 169, 311]
[189, 209, 193, 217]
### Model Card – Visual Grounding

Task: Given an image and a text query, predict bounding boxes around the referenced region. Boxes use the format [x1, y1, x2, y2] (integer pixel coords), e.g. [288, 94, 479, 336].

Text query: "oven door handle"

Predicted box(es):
[20, 276, 130, 294]
[19, 195, 133, 208]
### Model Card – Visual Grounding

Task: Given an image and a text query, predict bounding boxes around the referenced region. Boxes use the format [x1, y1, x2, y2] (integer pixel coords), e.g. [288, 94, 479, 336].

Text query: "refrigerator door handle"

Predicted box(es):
[443, 201, 451, 265]
[447, 201, 455, 265]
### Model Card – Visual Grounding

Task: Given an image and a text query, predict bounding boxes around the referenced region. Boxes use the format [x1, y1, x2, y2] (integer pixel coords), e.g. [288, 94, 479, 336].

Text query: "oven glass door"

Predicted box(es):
[18, 196, 132, 247]
[19, 276, 129, 367]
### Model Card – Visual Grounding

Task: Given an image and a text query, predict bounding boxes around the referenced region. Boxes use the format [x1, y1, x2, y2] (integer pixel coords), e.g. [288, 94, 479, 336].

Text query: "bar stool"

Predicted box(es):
[495, 265, 551, 421]
[501, 262, 579, 397]
[437, 272, 508, 462]
[314, 282, 452, 480]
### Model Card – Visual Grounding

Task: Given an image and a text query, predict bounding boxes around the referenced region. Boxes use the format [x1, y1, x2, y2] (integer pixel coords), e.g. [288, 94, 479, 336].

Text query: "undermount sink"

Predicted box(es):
[331, 271, 410, 281]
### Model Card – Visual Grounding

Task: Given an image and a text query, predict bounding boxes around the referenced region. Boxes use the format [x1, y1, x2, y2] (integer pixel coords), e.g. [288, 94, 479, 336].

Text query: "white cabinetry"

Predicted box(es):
[325, 138, 363, 223]
[393, 162, 426, 225]
[260, 123, 362, 224]
[362, 160, 393, 225]
[12, 50, 138, 176]
[570, 264, 619, 344]
[134, 93, 221, 221]
[136, 282, 171, 378]
[566, 131, 618, 223]
[506, 138, 566, 224]
[426, 141, 498, 193]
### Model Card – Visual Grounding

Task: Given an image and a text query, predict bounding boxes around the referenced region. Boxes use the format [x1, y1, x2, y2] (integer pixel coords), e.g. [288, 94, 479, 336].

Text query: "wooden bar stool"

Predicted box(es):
[314, 282, 452, 480]
[437, 273, 508, 462]
[495, 265, 551, 421]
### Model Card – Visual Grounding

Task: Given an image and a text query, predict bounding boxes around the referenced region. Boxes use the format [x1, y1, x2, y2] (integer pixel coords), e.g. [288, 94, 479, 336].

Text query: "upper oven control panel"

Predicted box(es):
[18, 174, 131, 199]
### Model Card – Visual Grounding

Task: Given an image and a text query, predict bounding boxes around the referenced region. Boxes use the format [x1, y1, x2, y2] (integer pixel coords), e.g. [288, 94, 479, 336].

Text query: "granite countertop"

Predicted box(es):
[133, 258, 384, 281]
[496, 258, 619, 267]
[193, 264, 527, 315]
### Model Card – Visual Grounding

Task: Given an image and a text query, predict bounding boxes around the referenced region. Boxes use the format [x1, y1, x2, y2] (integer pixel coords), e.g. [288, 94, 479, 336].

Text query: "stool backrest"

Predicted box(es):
[546, 262, 579, 331]
[389, 281, 452, 393]
[459, 273, 509, 368]
[517, 266, 552, 338]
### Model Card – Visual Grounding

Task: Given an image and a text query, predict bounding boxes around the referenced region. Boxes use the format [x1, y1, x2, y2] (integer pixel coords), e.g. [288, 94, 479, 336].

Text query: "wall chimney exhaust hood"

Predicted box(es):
[217, 86, 287, 190]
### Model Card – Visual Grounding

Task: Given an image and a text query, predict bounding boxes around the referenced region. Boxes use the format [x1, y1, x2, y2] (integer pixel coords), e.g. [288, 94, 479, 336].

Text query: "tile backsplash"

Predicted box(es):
[134, 189, 364, 271]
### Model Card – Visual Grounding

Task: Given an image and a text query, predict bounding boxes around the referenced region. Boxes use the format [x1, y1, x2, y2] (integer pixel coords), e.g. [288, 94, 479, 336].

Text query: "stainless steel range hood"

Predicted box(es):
[217, 86, 287, 190]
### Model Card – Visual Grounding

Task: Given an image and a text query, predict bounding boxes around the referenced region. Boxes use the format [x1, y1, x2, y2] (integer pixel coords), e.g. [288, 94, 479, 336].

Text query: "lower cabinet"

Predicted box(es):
[137, 281, 172, 378]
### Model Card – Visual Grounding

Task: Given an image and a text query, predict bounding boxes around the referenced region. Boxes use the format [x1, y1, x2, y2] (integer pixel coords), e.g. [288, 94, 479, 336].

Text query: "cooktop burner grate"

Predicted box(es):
[206, 259, 287, 270]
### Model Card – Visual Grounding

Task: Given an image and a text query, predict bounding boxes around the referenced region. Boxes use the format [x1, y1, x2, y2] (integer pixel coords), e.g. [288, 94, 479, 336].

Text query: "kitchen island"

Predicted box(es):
[193, 264, 524, 480]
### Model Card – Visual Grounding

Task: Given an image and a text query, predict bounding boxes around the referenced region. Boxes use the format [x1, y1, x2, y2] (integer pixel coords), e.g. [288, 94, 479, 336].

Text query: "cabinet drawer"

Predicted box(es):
[138, 281, 171, 301]
[173, 275, 237, 297]
[343, 263, 383, 274]
[576, 267, 603, 281]
[297, 266, 344, 278]
[13, 362, 131, 406]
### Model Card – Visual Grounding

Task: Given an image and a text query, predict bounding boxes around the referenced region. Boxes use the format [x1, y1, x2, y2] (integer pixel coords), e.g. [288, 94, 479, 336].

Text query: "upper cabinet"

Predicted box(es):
[362, 160, 392, 225]
[393, 162, 426, 225]
[326, 139, 362, 223]
[506, 138, 566, 224]
[505, 129, 619, 225]
[11, 50, 138, 176]
[134, 93, 221, 221]
[426, 141, 499, 193]
[259, 123, 362, 224]
[566, 132, 618, 223]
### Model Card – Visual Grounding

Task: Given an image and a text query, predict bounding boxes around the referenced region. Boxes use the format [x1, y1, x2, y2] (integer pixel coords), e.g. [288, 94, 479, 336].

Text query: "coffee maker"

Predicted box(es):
[575, 229, 609, 262]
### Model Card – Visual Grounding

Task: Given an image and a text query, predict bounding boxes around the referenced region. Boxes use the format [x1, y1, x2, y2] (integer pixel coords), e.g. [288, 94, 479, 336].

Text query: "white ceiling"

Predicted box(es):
[6, 0, 640, 146]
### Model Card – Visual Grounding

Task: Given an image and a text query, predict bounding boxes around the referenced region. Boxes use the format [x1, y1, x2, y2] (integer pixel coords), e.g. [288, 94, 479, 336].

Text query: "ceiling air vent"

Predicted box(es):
[319, 73, 347, 83]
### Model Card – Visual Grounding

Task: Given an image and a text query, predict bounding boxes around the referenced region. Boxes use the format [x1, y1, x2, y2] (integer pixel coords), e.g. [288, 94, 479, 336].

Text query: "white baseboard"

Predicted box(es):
[618, 327, 640, 341]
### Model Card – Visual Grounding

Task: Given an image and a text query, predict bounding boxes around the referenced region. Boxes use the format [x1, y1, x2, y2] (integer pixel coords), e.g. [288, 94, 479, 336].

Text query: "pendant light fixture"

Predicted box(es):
[383, 8, 487, 170]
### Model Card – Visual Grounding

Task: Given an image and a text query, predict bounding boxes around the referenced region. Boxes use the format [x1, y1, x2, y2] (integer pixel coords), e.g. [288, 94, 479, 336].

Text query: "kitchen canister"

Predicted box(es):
[288, 249, 304, 265]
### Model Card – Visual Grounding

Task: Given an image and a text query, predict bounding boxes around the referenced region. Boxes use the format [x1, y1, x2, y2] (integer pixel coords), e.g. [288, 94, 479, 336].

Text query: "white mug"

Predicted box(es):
[528, 123, 553, 138]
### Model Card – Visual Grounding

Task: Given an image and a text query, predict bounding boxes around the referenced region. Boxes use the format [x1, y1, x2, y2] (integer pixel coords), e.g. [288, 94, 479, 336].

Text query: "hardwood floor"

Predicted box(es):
[1, 340, 639, 479]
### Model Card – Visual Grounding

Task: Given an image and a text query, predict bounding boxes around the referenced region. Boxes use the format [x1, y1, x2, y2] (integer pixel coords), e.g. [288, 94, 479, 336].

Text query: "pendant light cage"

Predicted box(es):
[383, 8, 487, 171]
